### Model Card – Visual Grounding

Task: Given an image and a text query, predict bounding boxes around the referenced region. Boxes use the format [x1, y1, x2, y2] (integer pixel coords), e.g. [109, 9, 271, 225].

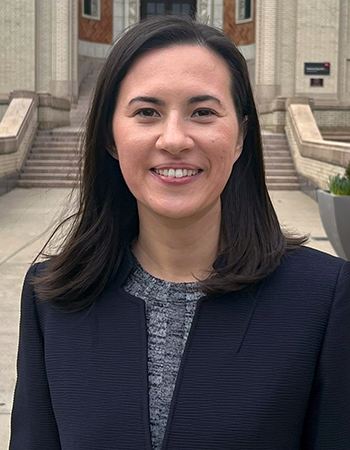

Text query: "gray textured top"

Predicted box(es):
[123, 258, 202, 450]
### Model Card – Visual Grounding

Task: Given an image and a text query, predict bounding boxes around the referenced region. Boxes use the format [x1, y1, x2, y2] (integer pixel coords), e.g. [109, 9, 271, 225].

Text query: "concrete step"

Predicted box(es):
[35, 136, 81, 143]
[17, 179, 78, 188]
[266, 176, 299, 184]
[264, 155, 293, 164]
[263, 143, 288, 149]
[38, 130, 81, 137]
[23, 166, 79, 173]
[29, 153, 80, 160]
[26, 159, 79, 166]
[265, 169, 297, 176]
[20, 173, 78, 181]
[267, 183, 300, 190]
[31, 149, 80, 155]
[265, 162, 295, 169]
[263, 150, 292, 156]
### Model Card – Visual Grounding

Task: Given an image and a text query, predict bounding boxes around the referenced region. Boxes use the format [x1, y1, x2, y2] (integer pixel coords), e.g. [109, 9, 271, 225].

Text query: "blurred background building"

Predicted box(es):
[0, 0, 349, 195]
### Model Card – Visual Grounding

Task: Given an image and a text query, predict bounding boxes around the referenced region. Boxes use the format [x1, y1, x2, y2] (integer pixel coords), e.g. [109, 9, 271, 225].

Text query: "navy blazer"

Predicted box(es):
[10, 247, 350, 449]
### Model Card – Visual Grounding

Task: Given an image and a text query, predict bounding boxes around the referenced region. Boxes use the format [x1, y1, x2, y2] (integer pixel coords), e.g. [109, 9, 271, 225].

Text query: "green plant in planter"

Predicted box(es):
[329, 162, 350, 195]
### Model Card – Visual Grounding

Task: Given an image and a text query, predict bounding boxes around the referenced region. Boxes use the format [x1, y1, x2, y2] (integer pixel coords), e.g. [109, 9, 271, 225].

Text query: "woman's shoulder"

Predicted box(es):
[283, 245, 346, 270]
[271, 245, 349, 292]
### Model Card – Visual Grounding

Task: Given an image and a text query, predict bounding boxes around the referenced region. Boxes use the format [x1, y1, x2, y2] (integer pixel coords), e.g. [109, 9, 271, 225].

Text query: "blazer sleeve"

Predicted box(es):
[302, 260, 350, 450]
[9, 265, 61, 450]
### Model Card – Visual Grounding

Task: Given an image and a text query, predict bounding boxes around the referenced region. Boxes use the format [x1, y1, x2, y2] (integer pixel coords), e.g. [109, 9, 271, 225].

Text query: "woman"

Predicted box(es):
[10, 15, 350, 450]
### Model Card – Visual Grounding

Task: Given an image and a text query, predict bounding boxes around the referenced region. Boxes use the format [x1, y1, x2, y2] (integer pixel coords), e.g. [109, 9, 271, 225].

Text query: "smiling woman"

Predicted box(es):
[10, 15, 350, 450]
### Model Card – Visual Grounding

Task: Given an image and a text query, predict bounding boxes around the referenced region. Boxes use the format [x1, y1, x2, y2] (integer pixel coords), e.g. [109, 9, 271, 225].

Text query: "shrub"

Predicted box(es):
[329, 162, 350, 195]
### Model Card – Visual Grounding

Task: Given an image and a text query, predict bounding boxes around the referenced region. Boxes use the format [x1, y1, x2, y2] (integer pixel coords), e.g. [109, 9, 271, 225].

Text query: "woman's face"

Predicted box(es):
[112, 44, 243, 221]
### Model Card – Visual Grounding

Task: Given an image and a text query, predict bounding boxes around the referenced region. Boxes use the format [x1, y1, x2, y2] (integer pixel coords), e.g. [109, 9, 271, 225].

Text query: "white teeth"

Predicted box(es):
[154, 168, 200, 178]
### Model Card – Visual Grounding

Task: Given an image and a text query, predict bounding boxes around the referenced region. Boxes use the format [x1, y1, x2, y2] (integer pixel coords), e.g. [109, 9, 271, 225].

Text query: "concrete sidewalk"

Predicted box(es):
[0, 188, 337, 449]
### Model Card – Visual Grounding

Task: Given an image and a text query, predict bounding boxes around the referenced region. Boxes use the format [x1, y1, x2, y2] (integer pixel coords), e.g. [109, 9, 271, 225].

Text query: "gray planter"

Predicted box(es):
[317, 189, 350, 260]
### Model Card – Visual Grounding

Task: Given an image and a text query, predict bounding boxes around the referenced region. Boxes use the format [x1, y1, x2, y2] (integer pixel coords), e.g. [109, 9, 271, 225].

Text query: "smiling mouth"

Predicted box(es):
[152, 168, 201, 178]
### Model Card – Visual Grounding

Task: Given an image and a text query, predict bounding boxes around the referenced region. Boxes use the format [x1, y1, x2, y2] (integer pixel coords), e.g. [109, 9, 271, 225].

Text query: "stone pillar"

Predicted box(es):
[255, 0, 280, 103]
[50, 0, 71, 99]
[336, 0, 350, 104]
[275, 0, 297, 98]
[35, 0, 52, 93]
[71, 0, 79, 103]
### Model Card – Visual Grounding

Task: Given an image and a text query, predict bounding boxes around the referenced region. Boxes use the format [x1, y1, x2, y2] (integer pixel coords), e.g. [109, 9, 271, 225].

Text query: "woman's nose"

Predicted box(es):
[155, 115, 194, 154]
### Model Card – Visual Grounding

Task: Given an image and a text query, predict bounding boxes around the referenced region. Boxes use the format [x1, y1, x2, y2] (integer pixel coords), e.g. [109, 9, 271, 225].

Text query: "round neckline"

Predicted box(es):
[131, 254, 200, 289]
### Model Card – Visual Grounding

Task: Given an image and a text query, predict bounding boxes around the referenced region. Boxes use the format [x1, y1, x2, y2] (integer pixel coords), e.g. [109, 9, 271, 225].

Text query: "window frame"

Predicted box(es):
[235, 0, 254, 24]
[82, 0, 101, 21]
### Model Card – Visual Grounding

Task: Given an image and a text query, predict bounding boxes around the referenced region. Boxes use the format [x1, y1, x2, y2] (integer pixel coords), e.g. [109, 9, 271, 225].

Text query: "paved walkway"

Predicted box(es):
[0, 188, 337, 449]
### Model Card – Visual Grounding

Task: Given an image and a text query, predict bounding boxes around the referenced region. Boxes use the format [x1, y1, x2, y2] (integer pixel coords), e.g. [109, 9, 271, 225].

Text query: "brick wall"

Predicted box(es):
[224, 0, 255, 45]
[79, 0, 113, 44]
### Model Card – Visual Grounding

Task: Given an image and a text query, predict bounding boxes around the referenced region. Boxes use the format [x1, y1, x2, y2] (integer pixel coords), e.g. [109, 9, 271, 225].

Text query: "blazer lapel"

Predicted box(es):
[162, 284, 262, 450]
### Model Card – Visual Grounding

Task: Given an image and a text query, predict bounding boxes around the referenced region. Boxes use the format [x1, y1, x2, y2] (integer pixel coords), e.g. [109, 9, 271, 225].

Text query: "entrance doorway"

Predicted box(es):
[141, 0, 196, 20]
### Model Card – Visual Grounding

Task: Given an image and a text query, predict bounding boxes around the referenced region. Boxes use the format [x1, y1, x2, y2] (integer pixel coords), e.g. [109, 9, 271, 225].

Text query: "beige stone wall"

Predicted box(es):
[337, 0, 350, 104]
[0, 0, 36, 94]
[256, 0, 350, 104]
[313, 110, 350, 128]
[295, 0, 340, 98]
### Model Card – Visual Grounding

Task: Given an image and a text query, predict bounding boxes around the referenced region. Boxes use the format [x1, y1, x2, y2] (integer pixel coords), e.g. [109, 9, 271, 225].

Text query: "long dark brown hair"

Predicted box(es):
[34, 15, 306, 311]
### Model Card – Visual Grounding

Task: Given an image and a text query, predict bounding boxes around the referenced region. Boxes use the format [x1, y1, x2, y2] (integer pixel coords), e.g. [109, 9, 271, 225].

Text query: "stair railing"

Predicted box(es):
[285, 98, 350, 190]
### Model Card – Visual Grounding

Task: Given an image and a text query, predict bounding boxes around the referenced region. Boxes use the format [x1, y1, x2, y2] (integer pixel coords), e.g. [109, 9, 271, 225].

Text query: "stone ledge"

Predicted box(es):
[288, 103, 350, 167]
[0, 92, 38, 155]
[38, 93, 70, 111]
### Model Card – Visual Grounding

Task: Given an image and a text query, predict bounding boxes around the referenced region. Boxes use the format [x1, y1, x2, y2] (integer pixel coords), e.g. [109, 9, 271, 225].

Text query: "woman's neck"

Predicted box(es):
[133, 202, 221, 283]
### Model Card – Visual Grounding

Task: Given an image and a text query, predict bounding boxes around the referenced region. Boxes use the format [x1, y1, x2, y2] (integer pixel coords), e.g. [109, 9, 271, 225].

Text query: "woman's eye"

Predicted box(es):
[135, 108, 160, 118]
[192, 109, 216, 118]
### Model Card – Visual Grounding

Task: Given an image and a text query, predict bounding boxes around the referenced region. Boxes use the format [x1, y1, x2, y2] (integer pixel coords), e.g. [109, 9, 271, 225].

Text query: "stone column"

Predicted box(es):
[50, 0, 71, 99]
[35, 0, 52, 93]
[255, 0, 280, 103]
[70, 0, 79, 103]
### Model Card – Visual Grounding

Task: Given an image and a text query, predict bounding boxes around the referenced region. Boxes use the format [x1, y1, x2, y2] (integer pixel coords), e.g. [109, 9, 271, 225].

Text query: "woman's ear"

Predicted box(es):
[106, 144, 119, 160]
[106, 134, 119, 160]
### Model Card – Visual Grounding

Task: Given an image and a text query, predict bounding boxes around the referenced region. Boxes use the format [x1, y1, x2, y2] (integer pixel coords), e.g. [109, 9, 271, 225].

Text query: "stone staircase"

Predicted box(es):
[17, 130, 81, 188]
[262, 132, 300, 190]
[17, 61, 104, 188]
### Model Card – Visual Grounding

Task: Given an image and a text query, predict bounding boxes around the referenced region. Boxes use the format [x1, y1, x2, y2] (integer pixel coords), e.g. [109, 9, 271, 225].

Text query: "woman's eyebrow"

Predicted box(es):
[128, 95, 222, 107]
[128, 96, 165, 106]
[189, 95, 222, 105]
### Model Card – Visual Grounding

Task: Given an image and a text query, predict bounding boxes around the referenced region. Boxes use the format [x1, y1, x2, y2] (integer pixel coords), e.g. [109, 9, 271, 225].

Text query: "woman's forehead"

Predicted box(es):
[118, 44, 232, 101]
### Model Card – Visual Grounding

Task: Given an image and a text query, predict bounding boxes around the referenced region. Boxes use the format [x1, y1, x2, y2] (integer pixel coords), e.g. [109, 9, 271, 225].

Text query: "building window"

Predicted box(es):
[82, 0, 101, 20]
[141, 0, 196, 19]
[236, 0, 253, 24]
